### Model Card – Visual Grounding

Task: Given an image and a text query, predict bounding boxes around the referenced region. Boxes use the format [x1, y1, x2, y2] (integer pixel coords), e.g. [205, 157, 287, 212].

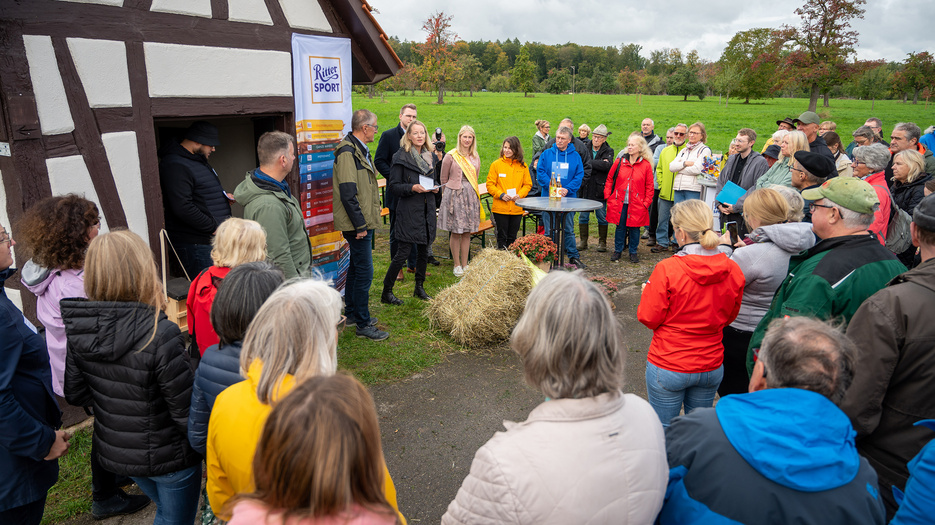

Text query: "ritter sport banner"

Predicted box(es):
[292, 33, 352, 292]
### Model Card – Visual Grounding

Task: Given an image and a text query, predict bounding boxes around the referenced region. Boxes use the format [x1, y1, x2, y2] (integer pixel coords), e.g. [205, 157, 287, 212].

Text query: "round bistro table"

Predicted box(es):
[516, 196, 603, 268]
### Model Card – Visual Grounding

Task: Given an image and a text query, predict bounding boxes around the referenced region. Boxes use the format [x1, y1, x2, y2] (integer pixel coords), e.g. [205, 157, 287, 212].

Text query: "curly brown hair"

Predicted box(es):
[18, 194, 100, 270]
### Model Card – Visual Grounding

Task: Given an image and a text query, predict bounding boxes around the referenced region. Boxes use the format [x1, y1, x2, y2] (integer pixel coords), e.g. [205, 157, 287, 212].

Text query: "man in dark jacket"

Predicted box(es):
[640, 118, 664, 153]
[578, 124, 614, 252]
[794, 111, 835, 160]
[715, 128, 770, 235]
[333, 109, 388, 341]
[0, 225, 68, 525]
[660, 317, 886, 525]
[747, 177, 907, 373]
[840, 193, 935, 519]
[159, 121, 232, 277]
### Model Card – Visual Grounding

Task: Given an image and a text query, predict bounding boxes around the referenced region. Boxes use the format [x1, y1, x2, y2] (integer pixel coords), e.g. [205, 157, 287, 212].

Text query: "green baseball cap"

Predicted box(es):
[793, 111, 820, 126]
[801, 177, 879, 214]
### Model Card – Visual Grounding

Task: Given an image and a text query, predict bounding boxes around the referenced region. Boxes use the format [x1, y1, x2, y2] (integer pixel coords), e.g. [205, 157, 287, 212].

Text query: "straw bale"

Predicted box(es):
[426, 248, 534, 347]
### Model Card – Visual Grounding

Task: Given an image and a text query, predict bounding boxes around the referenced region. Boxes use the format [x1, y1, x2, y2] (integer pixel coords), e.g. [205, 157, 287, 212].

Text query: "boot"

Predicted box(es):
[381, 288, 403, 306]
[597, 225, 608, 252]
[577, 224, 589, 251]
[414, 283, 432, 301]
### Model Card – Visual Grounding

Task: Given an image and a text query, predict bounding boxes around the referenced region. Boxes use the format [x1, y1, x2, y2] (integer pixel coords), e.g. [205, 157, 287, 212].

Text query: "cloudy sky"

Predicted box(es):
[370, 0, 933, 63]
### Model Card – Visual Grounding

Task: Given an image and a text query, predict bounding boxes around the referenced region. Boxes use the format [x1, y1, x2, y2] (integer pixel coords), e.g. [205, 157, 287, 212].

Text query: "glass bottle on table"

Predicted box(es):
[549, 170, 562, 201]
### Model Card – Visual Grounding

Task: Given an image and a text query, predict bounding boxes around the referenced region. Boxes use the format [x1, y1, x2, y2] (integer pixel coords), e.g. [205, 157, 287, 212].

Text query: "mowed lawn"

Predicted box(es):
[357, 91, 935, 183]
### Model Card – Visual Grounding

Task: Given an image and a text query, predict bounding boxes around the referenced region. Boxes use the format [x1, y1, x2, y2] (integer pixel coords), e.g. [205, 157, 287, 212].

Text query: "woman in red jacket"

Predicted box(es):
[605, 134, 654, 263]
[637, 199, 745, 427]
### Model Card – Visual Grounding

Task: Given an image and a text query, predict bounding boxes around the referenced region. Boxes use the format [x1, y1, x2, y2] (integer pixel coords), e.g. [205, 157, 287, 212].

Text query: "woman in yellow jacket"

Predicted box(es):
[486, 136, 532, 249]
[206, 279, 405, 523]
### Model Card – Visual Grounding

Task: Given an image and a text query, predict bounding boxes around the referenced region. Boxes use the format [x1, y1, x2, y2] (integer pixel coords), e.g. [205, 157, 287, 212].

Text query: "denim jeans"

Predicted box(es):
[578, 202, 608, 226]
[645, 361, 724, 427]
[342, 230, 374, 326]
[613, 205, 642, 254]
[174, 242, 213, 279]
[131, 465, 201, 525]
[542, 212, 579, 260]
[655, 198, 675, 247]
[672, 189, 700, 204]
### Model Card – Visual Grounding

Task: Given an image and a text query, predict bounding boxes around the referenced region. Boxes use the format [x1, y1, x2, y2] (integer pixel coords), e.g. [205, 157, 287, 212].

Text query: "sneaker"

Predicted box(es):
[646, 238, 657, 247]
[428, 256, 441, 266]
[453, 266, 464, 277]
[651, 245, 669, 253]
[356, 324, 389, 341]
[629, 253, 640, 263]
[641, 231, 649, 239]
[347, 317, 378, 329]
[610, 251, 622, 262]
[92, 490, 151, 520]
[569, 257, 586, 269]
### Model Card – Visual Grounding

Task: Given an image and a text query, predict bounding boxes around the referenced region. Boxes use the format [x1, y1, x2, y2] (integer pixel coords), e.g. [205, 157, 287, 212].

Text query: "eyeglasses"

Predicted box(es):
[368, 124, 379, 131]
[673, 132, 686, 137]
[809, 202, 836, 213]
[688, 131, 701, 135]
[851, 159, 865, 166]
[790, 167, 805, 174]
[0, 234, 12, 246]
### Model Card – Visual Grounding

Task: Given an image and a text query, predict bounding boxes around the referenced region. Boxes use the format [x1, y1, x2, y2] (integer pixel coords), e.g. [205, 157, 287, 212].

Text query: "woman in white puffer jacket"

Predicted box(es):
[669, 121, 712, 203]
[442, 271, 667, 525]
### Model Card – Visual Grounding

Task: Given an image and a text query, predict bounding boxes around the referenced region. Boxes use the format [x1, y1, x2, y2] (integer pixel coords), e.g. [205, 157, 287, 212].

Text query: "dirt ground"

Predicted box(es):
[60, 235, 663, 525]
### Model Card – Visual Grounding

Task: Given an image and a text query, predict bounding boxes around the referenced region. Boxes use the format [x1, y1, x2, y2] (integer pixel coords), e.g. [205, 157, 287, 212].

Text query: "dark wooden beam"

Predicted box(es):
[43, 132, 80, 158]
[263, 0, 289, 27]
[123, 0, 154, 10]
[51, 37, 128, 229]
[210, 0, 229, 21]
[94, 106, 136, 134]
[126, 41, 165, 256]
[151, 96, 295, 118]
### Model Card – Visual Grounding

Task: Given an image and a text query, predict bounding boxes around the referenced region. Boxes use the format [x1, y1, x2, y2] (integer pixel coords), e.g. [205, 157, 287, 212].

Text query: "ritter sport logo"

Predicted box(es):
[308, 56, 343, 104]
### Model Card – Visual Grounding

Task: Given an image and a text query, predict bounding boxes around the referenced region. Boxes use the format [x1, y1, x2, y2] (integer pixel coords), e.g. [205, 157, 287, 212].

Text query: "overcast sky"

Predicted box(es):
[370, 0, 933, 64]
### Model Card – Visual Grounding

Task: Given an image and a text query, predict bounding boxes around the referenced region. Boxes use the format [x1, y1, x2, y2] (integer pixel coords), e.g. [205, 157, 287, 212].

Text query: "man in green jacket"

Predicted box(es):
[651, 123, 687, 252]
[333, 109, 388, 341]
[233, 131, 311, 279]
[747, 177, 907, 374]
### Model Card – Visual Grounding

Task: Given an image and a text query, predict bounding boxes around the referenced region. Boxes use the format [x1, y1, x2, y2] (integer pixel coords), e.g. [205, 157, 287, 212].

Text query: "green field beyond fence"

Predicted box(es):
[356, 91, 934, 181]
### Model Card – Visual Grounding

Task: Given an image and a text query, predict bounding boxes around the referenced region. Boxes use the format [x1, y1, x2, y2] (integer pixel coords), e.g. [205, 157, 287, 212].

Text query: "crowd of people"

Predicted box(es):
[3, 107, 935, 525]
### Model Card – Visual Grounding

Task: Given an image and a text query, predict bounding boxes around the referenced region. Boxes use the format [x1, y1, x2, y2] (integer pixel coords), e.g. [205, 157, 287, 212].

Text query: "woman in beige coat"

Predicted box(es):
[442, 271, 667, 525]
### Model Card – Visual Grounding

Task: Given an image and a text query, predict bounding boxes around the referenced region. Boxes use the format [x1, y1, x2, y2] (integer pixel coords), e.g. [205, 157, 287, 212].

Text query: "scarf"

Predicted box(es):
[449, 150, 486, 222]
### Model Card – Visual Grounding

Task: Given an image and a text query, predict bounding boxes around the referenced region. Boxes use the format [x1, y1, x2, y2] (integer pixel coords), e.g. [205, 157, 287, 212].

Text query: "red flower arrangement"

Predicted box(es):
[509, 234, 558, 264]
[589, 276, 619, 298]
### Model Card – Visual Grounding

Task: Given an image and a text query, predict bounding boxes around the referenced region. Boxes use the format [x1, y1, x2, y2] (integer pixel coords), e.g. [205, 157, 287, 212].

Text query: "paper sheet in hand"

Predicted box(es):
[506, 188, 517, 197]
[716, 181, 746, 206]
[419, 174, 437, 190]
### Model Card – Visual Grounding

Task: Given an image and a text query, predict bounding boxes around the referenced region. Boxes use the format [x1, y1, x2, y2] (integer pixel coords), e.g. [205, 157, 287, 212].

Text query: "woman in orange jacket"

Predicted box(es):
[605, 134, 654, 263]
[637, 200, 745, 427]
[486, 136, 532, 249]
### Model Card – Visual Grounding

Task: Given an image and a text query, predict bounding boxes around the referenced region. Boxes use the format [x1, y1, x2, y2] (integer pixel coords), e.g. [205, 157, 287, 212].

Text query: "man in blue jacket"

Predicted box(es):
[537, 126, 585, 268]
[660, 316, 886, 525]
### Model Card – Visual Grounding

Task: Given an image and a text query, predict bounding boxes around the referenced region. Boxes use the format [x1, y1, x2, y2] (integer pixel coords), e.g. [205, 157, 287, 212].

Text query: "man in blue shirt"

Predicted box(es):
[537, 126, 585, 268]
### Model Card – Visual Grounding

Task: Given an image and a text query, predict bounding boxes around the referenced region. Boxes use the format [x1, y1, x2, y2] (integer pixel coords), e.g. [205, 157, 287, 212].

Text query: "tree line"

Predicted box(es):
[375, 1, 934, 112]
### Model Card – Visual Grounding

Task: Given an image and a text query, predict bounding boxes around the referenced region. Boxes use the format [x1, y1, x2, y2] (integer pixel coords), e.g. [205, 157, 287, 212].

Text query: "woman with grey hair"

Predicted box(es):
[443, 271, 667, 524]
[852, 144, 894, 243]
[852, 125, 882, 148]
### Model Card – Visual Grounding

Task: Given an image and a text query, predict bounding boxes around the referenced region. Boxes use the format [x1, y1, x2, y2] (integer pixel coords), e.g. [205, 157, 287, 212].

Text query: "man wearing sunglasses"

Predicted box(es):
[651, 123, 688, 253]
[746, 176, 906, 376]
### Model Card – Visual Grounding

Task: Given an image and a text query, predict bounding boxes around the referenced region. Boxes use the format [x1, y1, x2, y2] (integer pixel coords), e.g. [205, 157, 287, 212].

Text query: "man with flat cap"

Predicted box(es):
[746, 176, 906, 375]
[159, 120, 232, 277]
[793, 111, 835, 160]
[841, 193, 935, 518]
[790, 150, 835, 222]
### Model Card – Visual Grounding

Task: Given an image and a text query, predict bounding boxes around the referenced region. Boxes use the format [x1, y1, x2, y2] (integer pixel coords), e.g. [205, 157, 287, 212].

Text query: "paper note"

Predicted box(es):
[419, 174, 437, 190]
[506, 188, 517, 197]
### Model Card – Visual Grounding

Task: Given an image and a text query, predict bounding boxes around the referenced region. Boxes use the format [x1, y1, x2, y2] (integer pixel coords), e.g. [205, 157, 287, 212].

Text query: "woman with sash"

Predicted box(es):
[439, 125, 483, 277]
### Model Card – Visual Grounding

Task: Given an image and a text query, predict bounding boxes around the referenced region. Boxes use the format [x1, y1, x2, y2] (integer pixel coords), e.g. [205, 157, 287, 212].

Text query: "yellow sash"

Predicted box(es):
[450, 150, 486, 222]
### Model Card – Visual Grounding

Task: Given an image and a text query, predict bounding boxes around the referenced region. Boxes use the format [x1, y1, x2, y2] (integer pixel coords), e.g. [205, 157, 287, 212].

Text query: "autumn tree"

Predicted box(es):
[416, 12, 460, 104]
[617, 67, 639, 94]
[510, 46, 538, 96]
[455, 54, 486, 96]
[718, 28, 781, 103]
[780, 0, 866, 111]
[895, 51, 935, 104]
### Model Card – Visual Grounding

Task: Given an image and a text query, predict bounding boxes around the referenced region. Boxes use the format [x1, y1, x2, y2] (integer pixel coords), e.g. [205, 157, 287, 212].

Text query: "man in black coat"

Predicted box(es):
[715, 128, 770, 236]
[578, 124, 614, 252]
[159, 121, 232, 277]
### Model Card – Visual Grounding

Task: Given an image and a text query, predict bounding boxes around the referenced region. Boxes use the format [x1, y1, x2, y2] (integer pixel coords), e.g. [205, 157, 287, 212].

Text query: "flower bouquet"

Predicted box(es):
[589, 276, 619, 298]
[699, 155, 722, 182]
[509, 234, 558, 268]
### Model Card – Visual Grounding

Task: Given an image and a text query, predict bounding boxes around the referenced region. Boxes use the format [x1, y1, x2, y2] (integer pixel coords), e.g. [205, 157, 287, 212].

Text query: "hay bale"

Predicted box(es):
[426, 248, 534, 348]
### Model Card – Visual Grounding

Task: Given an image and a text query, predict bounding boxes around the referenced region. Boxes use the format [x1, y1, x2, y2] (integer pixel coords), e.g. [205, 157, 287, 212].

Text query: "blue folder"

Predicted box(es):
[716, 181, 746, 206]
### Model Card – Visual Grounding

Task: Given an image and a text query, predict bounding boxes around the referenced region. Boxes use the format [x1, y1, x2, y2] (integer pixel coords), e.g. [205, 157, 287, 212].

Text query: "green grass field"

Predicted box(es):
[356, 91, 934, 183]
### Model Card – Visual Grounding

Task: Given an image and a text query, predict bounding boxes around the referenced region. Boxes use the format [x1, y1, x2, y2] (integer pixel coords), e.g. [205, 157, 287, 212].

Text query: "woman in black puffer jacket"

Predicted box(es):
[62, 230, 201, 525]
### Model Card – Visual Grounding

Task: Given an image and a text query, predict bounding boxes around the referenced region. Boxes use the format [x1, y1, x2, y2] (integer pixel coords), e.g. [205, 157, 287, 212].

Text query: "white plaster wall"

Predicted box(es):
[144, 43, 292, 98]
[23, 35, 75, 135]
[102, 132, 149, 238]
[278, 0, 331, 32]
[46, 156, 109, 233]
[67, 38, 132, 108]
[229, 0, 273, 25]
[58, 0, 124, 6]
[150, 0, 211, 18]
